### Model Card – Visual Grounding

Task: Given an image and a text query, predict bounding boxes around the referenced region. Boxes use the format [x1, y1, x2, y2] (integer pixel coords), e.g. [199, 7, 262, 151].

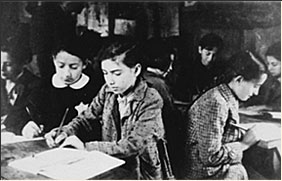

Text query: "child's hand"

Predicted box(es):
[241, 125, 259, 149]
[60, 135, 85, 150]
[22, 121, 43, 138]
[44, 128, 67, 148]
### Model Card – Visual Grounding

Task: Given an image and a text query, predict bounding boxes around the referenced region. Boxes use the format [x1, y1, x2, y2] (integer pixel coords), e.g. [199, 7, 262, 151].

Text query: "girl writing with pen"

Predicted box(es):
[45, 38, 166, 179]
[181, 51, 268, 179]
[22, 38, 103, 139]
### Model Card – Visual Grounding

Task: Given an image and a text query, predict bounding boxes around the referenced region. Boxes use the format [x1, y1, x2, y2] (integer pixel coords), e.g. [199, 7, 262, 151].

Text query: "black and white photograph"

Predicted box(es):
[1, 1, 281, 180]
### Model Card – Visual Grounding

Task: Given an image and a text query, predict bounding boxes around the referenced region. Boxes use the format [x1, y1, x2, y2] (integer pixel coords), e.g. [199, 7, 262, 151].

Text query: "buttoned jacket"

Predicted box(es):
[63, 79, 165, 179]
[183, 84, 244, 179]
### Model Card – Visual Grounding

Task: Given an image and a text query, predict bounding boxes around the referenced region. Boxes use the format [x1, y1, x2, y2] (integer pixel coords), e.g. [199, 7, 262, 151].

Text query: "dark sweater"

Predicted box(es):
[1, 69, 41, 135]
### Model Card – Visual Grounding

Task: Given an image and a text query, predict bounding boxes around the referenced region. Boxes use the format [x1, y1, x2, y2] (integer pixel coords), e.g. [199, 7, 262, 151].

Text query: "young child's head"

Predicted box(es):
[52, 41, 87, 86]
[1, 46, 25, 81]
[265, 41, 281, 78]
[198, 33, 223, 66]
[224, 51, 267, 101]
[96, 37, 143, 95]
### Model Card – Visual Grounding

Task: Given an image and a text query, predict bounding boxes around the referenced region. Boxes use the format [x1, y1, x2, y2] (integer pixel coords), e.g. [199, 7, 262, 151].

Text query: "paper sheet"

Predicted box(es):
[239, 108, 281, 120]
[239, 123, 281, 142]
[1, 132, 44, 145]
[8, 148, 125, 179]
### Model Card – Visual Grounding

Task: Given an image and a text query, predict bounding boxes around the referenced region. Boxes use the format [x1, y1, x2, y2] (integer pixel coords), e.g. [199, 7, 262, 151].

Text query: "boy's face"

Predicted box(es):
[1, 51, 21, 80]
[101, 58, 140, 95]
[198, 46, 218, 66]
[235, 73, 267, 101]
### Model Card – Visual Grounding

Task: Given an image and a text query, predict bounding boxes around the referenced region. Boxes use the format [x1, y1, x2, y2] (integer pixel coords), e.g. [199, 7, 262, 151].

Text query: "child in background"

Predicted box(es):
[243, 41, 281, 111]
[1, 44, 41, 135]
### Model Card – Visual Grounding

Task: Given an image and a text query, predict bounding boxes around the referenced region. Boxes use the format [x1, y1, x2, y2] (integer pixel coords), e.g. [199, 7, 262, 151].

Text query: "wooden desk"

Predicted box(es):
[1, 139, 132, 180]
[240, 114, 281, 180]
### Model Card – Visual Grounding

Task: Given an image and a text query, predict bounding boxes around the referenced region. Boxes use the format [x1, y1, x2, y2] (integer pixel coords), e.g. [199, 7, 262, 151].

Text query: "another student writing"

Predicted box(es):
[181, 51, 267, 179]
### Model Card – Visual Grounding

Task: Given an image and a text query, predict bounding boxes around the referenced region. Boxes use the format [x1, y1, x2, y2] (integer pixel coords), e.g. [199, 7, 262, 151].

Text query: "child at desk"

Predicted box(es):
[181, 51, 268, 179]
[22, 38, 103, 139]
[242, 41, 281, 112]
[1, 44, 41, 135]
[45, 38, 166, 179]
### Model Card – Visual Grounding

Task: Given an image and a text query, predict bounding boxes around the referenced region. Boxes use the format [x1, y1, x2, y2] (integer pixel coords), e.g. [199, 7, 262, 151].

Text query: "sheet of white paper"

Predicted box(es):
[9, 148, 125, 179]
[1, 132, 44, 145]
[240, 123, 281, 142]
[266, 111, 281, 119]
[239, 108, 263, 116]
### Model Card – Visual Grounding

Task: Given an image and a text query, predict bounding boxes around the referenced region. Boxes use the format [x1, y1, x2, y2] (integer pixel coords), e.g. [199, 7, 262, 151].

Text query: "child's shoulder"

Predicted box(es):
[143, 85, 163, 106]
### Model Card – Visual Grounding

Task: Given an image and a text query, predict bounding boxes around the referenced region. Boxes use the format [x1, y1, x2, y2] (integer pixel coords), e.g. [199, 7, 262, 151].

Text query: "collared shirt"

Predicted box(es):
[117, 92, 134, 120]
[182, 84, 245, 179]
[4, 71, 25, 106]
[52, 73, 90, 89]
[63, 79, 165, 179]
[5, 80, 16, 105]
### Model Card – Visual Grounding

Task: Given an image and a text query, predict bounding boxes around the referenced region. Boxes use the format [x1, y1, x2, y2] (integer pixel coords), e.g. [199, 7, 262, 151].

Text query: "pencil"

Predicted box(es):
[56, 108, 69, 137]
[229, 122, 247, 131]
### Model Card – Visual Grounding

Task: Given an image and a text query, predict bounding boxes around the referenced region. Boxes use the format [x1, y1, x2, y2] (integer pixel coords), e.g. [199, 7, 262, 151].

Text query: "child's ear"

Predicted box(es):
[52, 57, 56, 64]
[82, 59, 89, 69]
[134, 63, 142, 77]
[234, 75, 244, 83]
[198, 46, 202, 54]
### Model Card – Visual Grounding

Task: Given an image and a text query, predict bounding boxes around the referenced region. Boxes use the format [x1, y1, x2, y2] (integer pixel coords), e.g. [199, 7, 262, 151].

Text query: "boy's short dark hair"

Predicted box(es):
[223, 51, 266, 83]
[199, 33, 223, 51]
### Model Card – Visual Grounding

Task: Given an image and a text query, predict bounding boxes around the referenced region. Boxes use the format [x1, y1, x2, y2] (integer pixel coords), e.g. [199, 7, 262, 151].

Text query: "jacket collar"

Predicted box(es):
[52, 73, 89, 89]
[218, 84, 238, 104]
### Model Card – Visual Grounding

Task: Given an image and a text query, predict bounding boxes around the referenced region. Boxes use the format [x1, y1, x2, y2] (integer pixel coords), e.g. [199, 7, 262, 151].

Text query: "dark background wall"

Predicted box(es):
[0, 1, 280, 101]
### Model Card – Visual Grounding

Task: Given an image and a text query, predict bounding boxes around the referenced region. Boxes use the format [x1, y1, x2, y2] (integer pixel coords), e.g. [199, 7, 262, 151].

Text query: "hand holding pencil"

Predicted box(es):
[45, 108, 69, 148]
[240, 124, 260, 150]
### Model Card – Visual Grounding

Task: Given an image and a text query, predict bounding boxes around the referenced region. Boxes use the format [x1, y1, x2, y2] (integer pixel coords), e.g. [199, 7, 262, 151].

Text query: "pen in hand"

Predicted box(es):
[56, 108, 69, 138]
[229, 122, 247, 132]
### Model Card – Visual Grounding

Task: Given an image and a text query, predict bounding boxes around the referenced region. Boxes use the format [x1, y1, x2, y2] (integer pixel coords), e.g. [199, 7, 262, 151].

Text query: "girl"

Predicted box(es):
[243, 42, 281, 111]
[45, 39, 165, 179]
[22, 40, 103, 139]
[181, 51, 267, 179]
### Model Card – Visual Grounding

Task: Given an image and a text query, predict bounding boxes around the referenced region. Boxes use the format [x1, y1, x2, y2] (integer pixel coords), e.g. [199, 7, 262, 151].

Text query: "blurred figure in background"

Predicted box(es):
[242, 41, 281, 111]
[1, 40, 41, 135]
[188, 33, 224, 101]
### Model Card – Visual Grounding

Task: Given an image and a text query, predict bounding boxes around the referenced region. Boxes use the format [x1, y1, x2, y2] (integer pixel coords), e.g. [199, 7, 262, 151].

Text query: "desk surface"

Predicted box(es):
[240, 113, 281, 180]
[1, 140, 132, 180]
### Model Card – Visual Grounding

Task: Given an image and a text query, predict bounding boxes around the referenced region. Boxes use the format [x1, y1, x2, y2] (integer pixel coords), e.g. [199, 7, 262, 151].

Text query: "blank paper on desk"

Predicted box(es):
[8, 148, 125, 179]
[239, 123, 281, 149]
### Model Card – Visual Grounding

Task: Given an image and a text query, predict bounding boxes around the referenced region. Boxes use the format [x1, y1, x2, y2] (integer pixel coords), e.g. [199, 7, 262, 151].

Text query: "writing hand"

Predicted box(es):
[44, 128, 67, 148]
[22, 121, 43, 138]
[241, 125, 259, 150]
